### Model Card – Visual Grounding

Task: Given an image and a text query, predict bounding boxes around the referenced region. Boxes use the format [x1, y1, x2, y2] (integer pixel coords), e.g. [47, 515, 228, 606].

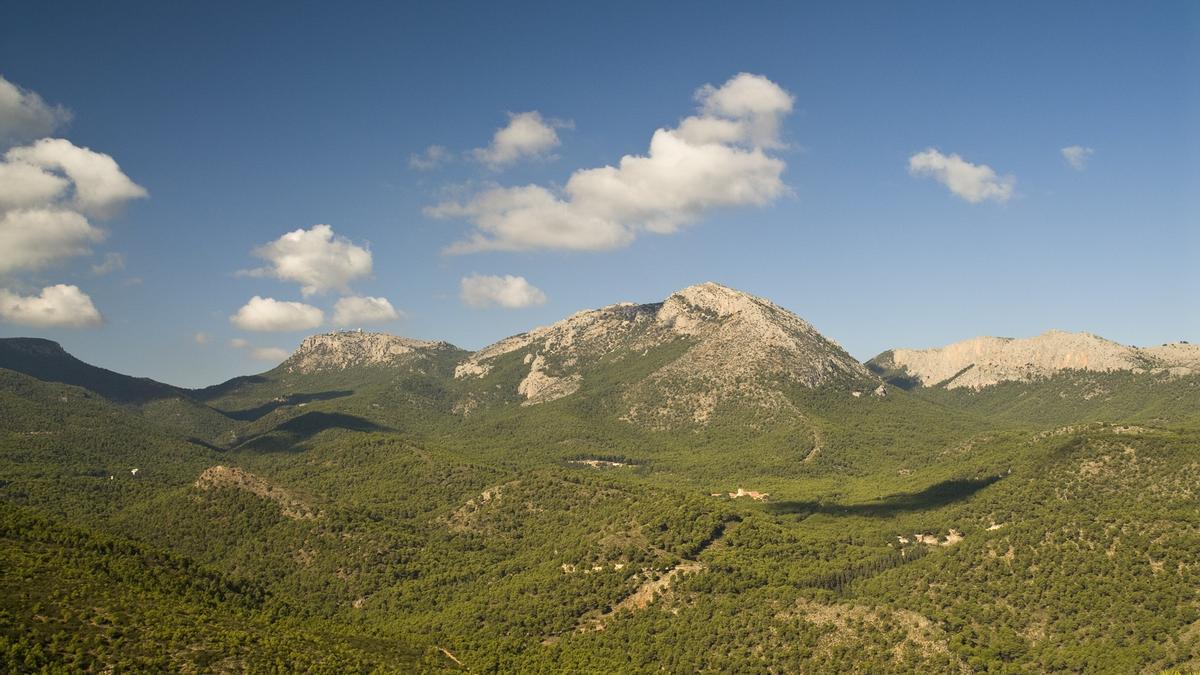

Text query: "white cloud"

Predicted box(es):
[332, 295, 402, 325]
[91, 252, 125, 276]
[0, 208, 103, 274]
[194, 331, 210, 345]
[0, 80, 138, 316]
[1061, 145, 1094, 171]
[0, 160, 69, 210]
[0, 139, 145, 274]
[4, 139, 148, 217]
[460, 274, 547, 309]
[229, 337, 249, 349]
[694, 72, 794, 149]
[0, 284, 102, 327]
[409, 144, 451, 170]
[0, 75, 71, 146]
[250, 346, 290, 362]
[229, 296, 324, 332]
[245, 224, 372, 296]
[908, 148, 1015, 203]
[473, 111, 568, 168]
[432, 73, 793, 253]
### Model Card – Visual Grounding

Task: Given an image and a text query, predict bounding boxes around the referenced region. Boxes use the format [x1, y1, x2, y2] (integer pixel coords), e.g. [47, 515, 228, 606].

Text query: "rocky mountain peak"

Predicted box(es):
[283, 331, 460, 374]
[454, 282, 875, 425]
[663, 281, 762, 317]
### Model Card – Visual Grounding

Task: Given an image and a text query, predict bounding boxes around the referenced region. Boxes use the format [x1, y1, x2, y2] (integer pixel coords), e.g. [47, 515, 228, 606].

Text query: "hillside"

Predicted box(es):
[0, 502, 428, 671]
[0, 285, 1197, 672]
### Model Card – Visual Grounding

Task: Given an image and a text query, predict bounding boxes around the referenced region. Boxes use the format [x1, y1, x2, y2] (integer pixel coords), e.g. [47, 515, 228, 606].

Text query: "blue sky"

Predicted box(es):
[1, 2, 1196, 387]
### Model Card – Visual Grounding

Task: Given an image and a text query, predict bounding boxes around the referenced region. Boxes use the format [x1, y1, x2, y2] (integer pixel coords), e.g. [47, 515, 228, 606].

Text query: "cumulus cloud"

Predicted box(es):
[409, 144, 451, 170]
[229, 296, 324, 332]
[0, 75, 71, 146]
[194, 331, 210, 345]
[0, 208, 103, 274]
[244, 224, 372, 297]
[460, 274, 547, 309]
[0, 160, 70, 210]
[229, 338, 250, 349]
[908, 148, 1015, 203]
[473, 111, 568, 169]
[5, 139, 148, 217]
[0, 284, 102, 327]
[0, 138, 146, 274]
[332, 295, 402, 325]
[694, 73, 794, 149]
[250, 346, 290, 362]
[432, 73, 793, 253]
[1061, 145, 1094, 171]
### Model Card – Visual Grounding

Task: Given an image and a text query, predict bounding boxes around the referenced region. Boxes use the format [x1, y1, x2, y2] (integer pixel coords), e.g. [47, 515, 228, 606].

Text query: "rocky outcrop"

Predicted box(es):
[870, 331, 1199, 389]
[282, 331, 461, 374]
[517, 354, 581, 405]
[194, 465, 319, 519]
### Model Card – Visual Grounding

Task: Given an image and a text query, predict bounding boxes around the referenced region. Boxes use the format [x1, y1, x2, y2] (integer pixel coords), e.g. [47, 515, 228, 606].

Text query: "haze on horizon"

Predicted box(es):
[1, 2, 1196, 387]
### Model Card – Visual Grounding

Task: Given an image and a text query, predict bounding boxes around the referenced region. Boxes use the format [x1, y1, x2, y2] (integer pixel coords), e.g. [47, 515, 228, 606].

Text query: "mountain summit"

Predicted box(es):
[281, 331, 463, 374]
[869, 330, 1200, 389]
[455, 282, 874, 425]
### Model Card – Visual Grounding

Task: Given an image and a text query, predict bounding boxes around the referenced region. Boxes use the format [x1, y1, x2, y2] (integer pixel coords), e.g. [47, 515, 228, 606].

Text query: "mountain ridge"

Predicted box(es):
[3, 286, 1196, 431]
[869, 329, 1199, 389]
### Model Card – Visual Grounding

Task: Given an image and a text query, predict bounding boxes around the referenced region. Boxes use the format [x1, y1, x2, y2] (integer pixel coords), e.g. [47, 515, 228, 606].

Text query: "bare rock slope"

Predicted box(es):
[869, 330, 1200, 390]
[455, 282, 874, 425]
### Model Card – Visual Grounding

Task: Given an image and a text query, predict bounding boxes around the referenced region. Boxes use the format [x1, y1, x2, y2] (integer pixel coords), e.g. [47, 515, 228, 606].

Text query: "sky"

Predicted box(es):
[0, 1, 1196, 387]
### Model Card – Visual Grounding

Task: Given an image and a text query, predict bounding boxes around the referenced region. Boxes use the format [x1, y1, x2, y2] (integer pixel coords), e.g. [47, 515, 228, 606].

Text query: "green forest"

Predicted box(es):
[0, 337, 1198, 673]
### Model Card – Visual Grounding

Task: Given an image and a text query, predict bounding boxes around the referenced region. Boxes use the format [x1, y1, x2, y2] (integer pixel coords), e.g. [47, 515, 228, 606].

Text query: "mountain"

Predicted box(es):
[278, 331, 463, 375]
[455, 282, 875, 426]
[0, 337, 189, 403]
[0, 337, 236, 442]
[3, 284, 1199, 672]
[868, 330, 1200, 389]
[190, 331, 467, 449]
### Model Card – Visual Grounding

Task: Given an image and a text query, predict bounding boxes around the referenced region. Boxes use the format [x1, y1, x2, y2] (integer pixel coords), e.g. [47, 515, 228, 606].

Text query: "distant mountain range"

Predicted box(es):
[2, 282, 1194, 427]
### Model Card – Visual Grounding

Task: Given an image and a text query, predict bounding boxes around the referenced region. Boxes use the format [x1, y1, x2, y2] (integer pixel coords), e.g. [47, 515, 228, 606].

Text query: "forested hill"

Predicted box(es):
[1, 287, 1198, 672]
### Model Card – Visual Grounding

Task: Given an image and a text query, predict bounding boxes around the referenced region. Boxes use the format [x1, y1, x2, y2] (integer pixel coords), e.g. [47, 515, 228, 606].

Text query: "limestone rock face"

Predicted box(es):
[282, 331, 460, 374]
[455, 282, 874, 424]
[871, 330, 1200, 389]
[517, 354, 581, 405]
